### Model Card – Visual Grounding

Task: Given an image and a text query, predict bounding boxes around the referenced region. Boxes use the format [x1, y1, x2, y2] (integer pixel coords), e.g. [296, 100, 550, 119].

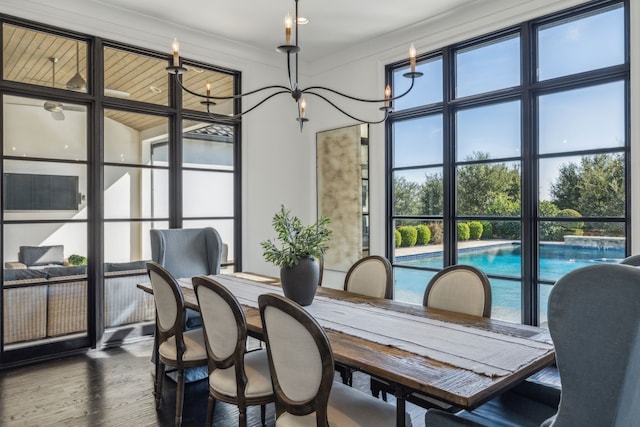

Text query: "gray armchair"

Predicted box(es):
[150, 227, 223, 280]
[150, 227, 223, 329]
[426, 263, 640, 427]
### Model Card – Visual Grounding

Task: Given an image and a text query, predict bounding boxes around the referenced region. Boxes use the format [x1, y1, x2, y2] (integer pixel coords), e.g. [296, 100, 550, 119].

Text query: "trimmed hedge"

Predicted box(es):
[415, 224, 431, 245]
[457, 222, 470, 241]
[394, 229, 402, 247]
[467, 221, 483, 240]
[480, 221, 493, 239]
[398, 226, 418, 247]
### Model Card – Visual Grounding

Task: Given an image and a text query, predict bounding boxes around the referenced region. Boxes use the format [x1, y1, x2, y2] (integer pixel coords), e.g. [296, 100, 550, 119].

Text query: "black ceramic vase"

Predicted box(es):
[280, 256, 319, 306]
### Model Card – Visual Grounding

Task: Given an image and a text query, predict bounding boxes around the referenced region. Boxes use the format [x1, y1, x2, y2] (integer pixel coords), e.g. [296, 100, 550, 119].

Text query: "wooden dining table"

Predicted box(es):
[138, 272, 555, 427]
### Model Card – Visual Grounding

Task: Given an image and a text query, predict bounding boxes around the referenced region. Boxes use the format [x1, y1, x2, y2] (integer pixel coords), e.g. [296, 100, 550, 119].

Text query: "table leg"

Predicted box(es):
[394, 384, 410, 427]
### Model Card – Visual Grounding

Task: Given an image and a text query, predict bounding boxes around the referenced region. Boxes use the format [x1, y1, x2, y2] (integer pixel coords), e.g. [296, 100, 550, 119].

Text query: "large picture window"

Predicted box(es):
[387, 0, 628, 326]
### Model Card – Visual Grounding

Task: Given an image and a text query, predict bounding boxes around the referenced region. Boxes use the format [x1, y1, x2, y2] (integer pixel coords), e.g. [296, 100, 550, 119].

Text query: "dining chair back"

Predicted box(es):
[425, 263, 640, 427]
[344, 255, 393, 299]
[619, 254, 640, 266]
[259, 293, 410, 427]
[259, 293, 334, 424]
[147, 261, 207, 427]
[548, 263, 640, 426]
[423, 264, 491, 317]
[193, 276, 273, 427]
[373, 264, 491, 406]
[150, 227, 223, 280]
[340, 255, 393, 385]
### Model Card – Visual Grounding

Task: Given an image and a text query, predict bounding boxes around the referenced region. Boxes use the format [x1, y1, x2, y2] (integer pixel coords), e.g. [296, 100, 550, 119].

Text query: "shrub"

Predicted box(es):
[415, 225, 431, 245]
[492, 221, 520, 240]
[428, 222, 443, 244]
[560, 208, 584, 230]
[68, 254, 87, 266]
[398, 226, 418, 247]
[394, 229, 402, 247]
[480, 221, 493, 239]
[457, 222, 470, 241]
[467, 221, 483, 240]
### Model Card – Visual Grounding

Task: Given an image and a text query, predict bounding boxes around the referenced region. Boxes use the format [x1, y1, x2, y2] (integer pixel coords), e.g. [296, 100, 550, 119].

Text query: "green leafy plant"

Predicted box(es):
[415, 224, 431, 245]
[398, 225, 418, 247]
[457, 222, 470, 241]
[68, 254, 87, 266]
[467, 221, 483, 240]
[394, 229, 402, 247]
[261, 205, 332, 269]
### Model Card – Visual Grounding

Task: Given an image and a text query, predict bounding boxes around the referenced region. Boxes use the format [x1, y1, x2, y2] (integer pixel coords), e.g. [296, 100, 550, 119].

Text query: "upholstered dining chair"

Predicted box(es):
[258, 293, 412, 427]
[150, 227, 224, 281]
[619, 253, 640, 266]
[343, 255, 393, 299]
[192, 276, 274, 427]
[423, 264, 491, 317]
[372, 264, 491, 408]
[338, 255, 393, 385]
[149, 227, 224, 375]
[425, 263, 640, 427]
[147, 261, 208, 427]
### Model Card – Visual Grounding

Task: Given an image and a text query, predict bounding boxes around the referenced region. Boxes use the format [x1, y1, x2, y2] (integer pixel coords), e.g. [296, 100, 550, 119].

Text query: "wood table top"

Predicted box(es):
[138, 272, 555, 411]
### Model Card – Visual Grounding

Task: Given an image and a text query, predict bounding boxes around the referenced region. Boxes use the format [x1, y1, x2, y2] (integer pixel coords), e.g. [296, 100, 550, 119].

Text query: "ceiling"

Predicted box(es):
[3, 24, 234, 131]
[92, 0, 480, 61]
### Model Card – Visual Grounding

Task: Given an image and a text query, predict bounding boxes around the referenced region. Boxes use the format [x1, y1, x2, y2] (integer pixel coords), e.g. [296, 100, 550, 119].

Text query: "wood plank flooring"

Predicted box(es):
[0, 338, 429, 426]
[0, 338, 560, 426]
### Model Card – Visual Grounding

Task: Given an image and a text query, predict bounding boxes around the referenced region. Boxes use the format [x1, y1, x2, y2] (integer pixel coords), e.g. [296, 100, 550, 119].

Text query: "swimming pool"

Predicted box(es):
[394, 243, 625, 324]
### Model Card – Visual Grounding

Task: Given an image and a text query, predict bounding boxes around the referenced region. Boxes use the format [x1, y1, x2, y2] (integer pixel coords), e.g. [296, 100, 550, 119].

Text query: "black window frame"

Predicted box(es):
[386, 0, 630, 326]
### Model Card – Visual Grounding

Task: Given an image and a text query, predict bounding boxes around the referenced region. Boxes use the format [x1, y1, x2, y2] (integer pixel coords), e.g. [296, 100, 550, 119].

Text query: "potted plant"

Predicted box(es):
[261, 204, 332, 305]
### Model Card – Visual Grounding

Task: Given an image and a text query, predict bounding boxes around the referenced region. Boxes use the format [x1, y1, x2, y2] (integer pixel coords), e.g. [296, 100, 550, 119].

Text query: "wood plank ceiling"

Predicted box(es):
[2, 24, 234, 131]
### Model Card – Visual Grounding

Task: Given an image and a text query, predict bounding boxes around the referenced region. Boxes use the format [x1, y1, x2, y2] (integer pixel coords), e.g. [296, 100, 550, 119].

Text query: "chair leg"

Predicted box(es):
[155, 362, 166, 409]
[206, 395, 215, 427]
[238, 405, 247, 427]
[261, 404, 266, 427]
[175, 369, 185, 427]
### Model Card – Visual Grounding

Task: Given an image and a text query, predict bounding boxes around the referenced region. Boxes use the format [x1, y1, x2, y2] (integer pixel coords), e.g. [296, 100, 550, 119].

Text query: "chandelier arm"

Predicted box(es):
[209, 90, 291, 119]
[304, 91, 390, 124]
[172, 72, 290, 100]
[301, 75, 416, 104]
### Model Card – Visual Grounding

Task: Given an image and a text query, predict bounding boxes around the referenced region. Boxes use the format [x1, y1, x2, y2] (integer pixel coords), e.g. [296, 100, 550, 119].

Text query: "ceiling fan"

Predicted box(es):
[5, 57, 86, 120]
[43, 57, 85, 120]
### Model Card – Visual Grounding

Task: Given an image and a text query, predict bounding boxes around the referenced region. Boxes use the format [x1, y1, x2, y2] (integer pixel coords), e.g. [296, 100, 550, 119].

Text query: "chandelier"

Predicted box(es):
[166, 0, 422, 131]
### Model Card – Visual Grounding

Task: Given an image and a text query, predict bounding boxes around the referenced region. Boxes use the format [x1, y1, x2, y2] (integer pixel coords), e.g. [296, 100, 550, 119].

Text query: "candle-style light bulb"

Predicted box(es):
[409, 43, 417, 73]
[172, 38, 180, 67]
[285, 12, 293, 45]
[300, 98, 306, 118]
[206, 81, 211, 97]
[384, 85, 391, 108]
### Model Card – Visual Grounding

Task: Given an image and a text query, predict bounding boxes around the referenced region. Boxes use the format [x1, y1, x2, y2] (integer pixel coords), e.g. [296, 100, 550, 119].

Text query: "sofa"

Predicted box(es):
[3, 246, 154, 345]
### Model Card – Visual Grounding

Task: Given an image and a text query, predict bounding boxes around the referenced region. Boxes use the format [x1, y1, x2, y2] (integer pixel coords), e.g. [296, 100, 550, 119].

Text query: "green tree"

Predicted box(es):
[420, 172, 443, 215]
[457, 152, 521, 216]
[550, 153, 624, 218]
[393, 176, 421, 216]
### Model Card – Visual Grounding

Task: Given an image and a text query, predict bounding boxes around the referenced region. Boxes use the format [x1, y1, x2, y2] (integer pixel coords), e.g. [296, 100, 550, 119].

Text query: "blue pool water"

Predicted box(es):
[395, 243, 625, 324]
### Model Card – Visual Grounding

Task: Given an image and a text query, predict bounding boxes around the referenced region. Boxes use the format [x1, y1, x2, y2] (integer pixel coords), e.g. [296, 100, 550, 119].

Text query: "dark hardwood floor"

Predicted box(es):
[0, 338, 430, 426]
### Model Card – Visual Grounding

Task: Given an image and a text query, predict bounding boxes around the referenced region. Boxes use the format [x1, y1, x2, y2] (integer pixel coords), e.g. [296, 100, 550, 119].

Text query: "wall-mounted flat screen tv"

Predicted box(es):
[3, 173, 80, 211]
